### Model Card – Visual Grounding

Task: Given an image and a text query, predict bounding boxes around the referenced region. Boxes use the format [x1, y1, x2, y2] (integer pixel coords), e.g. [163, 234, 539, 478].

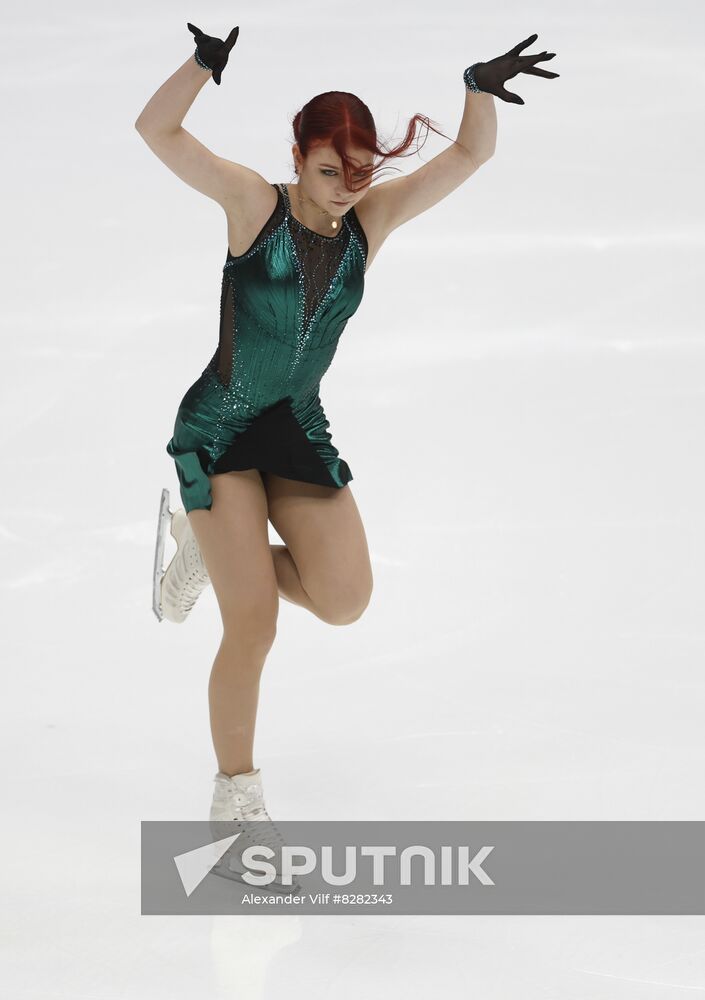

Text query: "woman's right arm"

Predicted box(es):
[134, 53, 269, 211]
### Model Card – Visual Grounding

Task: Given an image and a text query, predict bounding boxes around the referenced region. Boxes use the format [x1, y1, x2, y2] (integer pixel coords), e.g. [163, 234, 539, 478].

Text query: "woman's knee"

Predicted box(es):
[313, 574, 374, 626]
[218, 592, 279, 650]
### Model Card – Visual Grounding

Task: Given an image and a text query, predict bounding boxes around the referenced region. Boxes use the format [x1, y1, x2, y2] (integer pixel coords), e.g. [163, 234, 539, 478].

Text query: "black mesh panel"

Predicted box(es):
[287, 224, 349, 337]
[215, 275, 234, 387]
[205, 184, 286, 388]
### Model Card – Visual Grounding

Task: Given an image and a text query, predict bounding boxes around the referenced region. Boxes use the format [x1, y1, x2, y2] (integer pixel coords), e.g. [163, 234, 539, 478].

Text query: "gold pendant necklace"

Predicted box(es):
[295, 187, 340, 231]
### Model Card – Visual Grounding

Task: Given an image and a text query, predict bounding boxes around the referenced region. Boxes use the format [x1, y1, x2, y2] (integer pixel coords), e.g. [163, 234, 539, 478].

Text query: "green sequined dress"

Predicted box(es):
[165, 182, 368, 513]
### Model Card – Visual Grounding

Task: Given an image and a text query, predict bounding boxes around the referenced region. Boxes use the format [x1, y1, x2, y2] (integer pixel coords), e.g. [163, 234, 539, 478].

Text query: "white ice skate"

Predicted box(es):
[152, 488, 210, 622]
[209, 769, 301, 892]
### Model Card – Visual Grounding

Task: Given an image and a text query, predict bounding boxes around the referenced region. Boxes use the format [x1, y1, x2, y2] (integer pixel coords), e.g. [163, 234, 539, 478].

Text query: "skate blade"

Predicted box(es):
[210, 856, 302, 894]
[152, 487, 173, 621]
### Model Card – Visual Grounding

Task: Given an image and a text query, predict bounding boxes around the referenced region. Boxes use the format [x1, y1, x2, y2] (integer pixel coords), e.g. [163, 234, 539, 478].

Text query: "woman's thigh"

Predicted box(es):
[261, 472, 373, 623]
[187, 469, 279, 642]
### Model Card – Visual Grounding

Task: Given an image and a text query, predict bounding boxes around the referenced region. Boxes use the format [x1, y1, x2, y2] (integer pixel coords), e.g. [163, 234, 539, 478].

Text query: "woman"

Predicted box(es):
[135, 23, 558, 881]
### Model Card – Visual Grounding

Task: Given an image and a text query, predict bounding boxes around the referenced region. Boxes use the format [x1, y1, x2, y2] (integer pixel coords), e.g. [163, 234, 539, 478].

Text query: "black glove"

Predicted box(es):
[473, 33, 559, 105]
[187, 22, 240, 86]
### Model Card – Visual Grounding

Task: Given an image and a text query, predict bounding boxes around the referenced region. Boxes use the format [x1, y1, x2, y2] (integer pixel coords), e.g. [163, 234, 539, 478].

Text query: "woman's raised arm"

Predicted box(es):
[133, 28, 266, 210]
[135, 51, 213, 133]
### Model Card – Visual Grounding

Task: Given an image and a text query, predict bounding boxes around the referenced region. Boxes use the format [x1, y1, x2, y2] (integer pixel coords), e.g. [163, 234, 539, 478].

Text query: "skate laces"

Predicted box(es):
[177, 536, 210, 612]
[218, 780, 287, 853]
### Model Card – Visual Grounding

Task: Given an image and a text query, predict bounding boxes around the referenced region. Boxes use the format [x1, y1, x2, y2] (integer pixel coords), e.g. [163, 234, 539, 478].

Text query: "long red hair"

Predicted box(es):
[289, 91, 457, 194]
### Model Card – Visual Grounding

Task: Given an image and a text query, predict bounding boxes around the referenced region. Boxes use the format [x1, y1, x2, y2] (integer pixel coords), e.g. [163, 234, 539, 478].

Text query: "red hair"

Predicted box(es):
[289, 91, 457, 194]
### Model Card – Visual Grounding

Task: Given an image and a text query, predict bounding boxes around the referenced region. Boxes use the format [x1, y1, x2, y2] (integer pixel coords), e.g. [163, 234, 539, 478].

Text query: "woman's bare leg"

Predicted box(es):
[187, 469, 279, 777]
[262, 472, 374, 626]
[269, 543, 320, 611]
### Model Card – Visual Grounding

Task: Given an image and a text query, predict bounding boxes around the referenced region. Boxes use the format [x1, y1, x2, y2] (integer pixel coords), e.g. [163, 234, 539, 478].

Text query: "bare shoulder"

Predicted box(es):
[219, 162, 275, 218]
[354, 183, 397, 273]
[353, 183, 386, 238]
[222, 167, 278, 257]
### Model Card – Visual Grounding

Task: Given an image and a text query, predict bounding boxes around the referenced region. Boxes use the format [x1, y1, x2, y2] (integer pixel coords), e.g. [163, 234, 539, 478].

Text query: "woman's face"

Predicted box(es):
[296, 143, 374, 214]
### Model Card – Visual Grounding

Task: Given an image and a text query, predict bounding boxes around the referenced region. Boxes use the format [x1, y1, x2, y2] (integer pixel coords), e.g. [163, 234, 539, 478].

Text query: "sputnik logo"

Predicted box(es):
[173, 834, 241, 896]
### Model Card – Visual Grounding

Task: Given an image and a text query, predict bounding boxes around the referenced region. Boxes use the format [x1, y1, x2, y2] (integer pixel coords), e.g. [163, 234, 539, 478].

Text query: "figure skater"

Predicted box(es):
[135, 23, 558, 882]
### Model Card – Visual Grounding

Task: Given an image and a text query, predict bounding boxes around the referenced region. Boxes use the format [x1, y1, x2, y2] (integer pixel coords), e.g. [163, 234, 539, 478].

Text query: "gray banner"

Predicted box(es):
[141, 821, 705, 915]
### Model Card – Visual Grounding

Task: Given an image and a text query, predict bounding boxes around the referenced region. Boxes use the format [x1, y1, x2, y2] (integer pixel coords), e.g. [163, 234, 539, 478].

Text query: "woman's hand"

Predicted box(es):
[187, 22, 240, 86]
[473, 33, 559, 105]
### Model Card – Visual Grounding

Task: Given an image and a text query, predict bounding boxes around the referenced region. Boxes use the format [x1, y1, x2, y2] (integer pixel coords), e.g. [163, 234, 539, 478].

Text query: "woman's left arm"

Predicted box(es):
[455, 90, 497, 167]
[367, 34, 559, 235]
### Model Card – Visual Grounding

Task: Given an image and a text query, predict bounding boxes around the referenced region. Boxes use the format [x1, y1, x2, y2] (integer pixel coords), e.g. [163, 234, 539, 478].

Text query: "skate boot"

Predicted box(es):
[209, 769, 300, 891]
[152, 488, 210, 623]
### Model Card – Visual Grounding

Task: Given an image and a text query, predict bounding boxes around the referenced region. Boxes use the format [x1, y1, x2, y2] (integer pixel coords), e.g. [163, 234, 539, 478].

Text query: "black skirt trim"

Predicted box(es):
[211, 397, 344, 487]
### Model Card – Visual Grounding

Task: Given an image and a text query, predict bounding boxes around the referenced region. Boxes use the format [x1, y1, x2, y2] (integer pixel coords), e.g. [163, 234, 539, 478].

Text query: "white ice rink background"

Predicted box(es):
[2, 0, 704, 996]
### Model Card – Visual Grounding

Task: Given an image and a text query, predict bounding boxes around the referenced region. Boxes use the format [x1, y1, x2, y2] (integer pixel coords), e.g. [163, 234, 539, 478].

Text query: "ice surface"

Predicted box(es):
[2, 0, 704, 996]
